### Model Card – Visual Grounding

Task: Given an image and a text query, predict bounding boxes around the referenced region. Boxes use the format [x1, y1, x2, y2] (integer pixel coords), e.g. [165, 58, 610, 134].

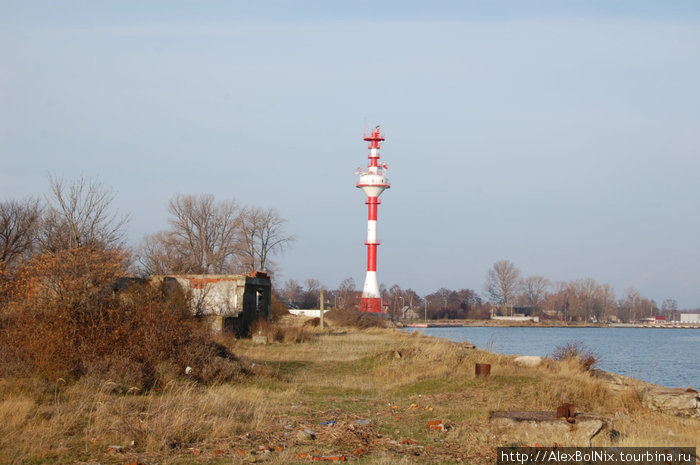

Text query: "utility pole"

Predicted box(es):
[320, 289, 324, 330]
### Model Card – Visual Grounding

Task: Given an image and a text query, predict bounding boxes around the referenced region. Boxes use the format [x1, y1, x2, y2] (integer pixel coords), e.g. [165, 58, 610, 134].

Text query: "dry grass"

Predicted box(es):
[1, 323, 698, 464]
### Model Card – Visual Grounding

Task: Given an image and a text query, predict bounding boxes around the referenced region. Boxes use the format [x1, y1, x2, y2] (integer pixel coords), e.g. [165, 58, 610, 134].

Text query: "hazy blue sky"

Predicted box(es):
[2, 1, 699, 307]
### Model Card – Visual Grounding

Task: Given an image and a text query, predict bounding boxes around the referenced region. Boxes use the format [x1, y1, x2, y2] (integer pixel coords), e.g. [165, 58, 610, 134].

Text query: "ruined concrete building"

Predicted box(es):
[150, 271, 271, 336]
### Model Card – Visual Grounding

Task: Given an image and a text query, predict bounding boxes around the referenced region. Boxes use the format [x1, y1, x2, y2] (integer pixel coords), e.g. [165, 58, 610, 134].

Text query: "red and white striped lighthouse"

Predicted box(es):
[356, 126, 391, 313]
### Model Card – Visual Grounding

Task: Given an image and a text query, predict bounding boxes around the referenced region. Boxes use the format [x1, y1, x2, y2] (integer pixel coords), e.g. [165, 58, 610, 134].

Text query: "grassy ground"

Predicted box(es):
[1, 320, 698, 464]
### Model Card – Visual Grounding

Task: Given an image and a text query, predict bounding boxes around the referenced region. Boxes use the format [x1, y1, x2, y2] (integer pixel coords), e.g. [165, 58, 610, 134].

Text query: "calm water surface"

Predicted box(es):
[410, 327, 699, 389]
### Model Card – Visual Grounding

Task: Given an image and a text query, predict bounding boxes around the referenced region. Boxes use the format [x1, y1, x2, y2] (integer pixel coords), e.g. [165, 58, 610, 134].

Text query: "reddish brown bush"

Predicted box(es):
[325, 309, 390, 329]
[550, 340, 600, 371]
[270, 293, 290, 321]
[282, 325, 310, 343]
[0, 248, 246, 389]
[250, 318, 284, 342]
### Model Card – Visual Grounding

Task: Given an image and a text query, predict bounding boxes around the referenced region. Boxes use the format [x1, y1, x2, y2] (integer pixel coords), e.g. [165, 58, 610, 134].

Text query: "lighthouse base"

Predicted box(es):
[359, 297, 382, 313]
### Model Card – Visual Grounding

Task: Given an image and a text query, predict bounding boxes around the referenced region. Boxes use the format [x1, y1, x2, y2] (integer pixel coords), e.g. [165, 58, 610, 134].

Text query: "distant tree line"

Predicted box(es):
[280, 259, 691, 323]
[481, 259, 684, 323]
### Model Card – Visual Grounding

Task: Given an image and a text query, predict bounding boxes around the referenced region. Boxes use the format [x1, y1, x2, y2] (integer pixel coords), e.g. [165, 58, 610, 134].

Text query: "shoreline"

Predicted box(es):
[398, 323, 699, 390]
[401, 319, 700, 329]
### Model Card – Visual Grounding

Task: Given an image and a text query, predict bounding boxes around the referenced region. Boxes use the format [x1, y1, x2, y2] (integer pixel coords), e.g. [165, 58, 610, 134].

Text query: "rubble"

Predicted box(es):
[642, 387, 700, 418]
[489, 411, 611, 446]
[513, 355, 543, 367]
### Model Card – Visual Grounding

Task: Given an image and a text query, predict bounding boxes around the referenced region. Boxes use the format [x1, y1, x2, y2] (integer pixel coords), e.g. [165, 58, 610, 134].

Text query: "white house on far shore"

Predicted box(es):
[289, 309, 330, 318]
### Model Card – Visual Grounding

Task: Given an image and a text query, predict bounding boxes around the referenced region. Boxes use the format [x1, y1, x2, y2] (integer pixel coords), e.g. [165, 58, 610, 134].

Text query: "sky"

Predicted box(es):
[1, 1, 699, 308]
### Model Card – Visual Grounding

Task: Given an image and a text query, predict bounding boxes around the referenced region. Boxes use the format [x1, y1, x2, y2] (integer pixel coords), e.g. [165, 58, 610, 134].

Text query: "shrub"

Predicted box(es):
[550, 340, 600, 371]
[269, 294, 290, 321]
[282, 325, 310, 343]
[0, 248, 246, 389]
[250, 318, 284, 342]
[325, 308, 390, 329]
[303, 316, 331, 328]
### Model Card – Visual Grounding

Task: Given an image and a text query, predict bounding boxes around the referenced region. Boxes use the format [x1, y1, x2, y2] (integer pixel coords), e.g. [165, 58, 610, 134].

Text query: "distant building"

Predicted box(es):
[491, 315, 540, 323]
[679, 313, 700, 323]
[289, 309, 330, 318]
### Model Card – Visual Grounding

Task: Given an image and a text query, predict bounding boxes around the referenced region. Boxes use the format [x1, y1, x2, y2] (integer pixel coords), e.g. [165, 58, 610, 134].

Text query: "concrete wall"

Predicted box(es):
[152, 272, 271, 336]
[154, 275, 246, 317]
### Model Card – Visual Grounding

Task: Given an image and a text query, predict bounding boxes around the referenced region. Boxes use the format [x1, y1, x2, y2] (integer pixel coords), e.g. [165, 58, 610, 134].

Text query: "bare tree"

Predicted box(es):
[239, 206, 294, 272]
[39, 175, 129, 253]
[0, 198, 42, 270]
[282, 278, 303, 306]
[573, 278, 598, 321]
[662, 298, 679, 321]
[485, 260, 522, 315]
[160, 194, 241, 274]
[595, 283, 617, 322]
[618, 288, 642, 323]
[521, 275, 550, 314]
[301, 278, 323, 308]
[334, 277, 358, 310]
[137, 231, 192, 275]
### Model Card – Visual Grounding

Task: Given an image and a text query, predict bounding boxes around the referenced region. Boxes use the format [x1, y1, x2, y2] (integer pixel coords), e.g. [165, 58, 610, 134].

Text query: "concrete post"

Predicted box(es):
[320, 289, 324, 330]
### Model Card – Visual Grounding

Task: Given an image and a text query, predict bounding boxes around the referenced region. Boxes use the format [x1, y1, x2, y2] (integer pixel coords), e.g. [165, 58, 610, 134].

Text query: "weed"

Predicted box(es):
[550, 340, 600, 371]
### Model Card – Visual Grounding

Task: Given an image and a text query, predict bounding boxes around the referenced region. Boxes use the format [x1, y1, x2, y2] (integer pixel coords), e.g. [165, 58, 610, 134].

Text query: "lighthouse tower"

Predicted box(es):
[356, 126, 390, 313]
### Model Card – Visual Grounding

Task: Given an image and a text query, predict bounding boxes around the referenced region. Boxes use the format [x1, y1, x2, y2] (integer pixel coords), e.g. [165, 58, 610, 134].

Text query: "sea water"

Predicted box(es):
[409, 326, 699, 388]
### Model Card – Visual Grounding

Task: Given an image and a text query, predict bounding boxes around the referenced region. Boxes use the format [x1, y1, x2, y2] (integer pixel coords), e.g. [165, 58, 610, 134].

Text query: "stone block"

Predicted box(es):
[642, 388, 700, 417]
[489, 411, 611, 446]
[514, 356, 543, 367]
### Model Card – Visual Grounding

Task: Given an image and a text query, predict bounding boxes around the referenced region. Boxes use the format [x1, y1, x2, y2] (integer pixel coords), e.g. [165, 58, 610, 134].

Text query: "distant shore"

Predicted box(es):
[401, 319, 700, 329]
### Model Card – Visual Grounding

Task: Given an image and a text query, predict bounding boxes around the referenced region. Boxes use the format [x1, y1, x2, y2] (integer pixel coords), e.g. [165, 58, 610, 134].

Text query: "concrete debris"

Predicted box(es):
[489, 411, 612, 446]
[296, 428, 317, 441]
[295, 453, 347, 461]
[426, 419, 447, 431]
[642, 387, 700, 418]
[513, 355, 543, 367]
[590, 369, 640, 392]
